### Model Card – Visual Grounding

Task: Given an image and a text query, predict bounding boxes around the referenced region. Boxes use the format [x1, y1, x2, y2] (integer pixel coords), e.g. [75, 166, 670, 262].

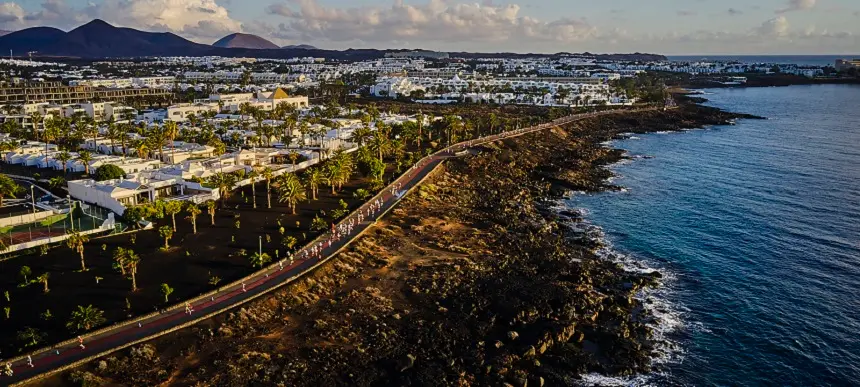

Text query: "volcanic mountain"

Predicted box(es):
[0, 19, 212, 58]
[213, 33, 279, 49]
[0, 19, 667, 62]
[0, 27, 66, 55]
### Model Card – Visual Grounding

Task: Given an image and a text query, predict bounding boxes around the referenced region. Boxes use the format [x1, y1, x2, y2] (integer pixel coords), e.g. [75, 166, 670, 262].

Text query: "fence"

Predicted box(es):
[0, 213, 116, 254]
[0, 208, 56, 228]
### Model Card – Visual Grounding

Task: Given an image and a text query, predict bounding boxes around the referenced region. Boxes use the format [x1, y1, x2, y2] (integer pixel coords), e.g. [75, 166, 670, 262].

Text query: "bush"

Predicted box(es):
[94, 164, 125, 181]
[353, 188, 371, 201]
[69, 371, 105, 387]
[311, 215, 328, 232]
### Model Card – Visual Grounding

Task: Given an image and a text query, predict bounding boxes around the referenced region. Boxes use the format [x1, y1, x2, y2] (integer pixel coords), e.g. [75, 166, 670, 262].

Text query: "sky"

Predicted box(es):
[0, 0, 858, 54]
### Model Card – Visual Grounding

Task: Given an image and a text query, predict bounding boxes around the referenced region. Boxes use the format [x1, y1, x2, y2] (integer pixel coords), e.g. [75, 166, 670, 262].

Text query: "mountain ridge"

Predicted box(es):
[0, 19, 668, 62]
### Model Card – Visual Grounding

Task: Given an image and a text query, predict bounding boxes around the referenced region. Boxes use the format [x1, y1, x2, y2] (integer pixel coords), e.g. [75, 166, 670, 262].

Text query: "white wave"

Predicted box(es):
[559, 216, 690, 386]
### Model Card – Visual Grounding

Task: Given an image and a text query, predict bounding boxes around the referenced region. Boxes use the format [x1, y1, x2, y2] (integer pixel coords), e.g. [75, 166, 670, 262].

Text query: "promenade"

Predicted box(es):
[1, 107, 645, 386]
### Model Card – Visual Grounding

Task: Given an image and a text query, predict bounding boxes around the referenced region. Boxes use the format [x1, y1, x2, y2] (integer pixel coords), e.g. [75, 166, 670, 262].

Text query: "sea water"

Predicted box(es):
[570, 84, 860, 385]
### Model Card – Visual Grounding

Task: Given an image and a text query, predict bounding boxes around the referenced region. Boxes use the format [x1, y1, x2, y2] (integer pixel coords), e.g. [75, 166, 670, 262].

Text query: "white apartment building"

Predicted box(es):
[166, 103, 219, 122]
[68, 171, 219, 215]
[168, 89, 308, 122]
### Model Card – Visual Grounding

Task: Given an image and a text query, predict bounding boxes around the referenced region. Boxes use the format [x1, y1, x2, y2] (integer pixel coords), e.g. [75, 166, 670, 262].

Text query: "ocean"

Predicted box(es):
[569, 84, 860, 385]
[668, 55, 857, 67]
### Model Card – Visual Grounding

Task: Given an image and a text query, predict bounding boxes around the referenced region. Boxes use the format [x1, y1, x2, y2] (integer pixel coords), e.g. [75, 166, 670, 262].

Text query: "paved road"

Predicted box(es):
[0, 108, 646, 385]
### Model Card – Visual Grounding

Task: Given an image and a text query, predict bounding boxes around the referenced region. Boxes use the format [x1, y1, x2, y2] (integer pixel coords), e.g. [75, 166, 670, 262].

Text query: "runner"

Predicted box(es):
[241, 283, 246, 292]
[26, 355, 33, 368]
[77, 336, 85, 349]
[4, 362, 12, 376]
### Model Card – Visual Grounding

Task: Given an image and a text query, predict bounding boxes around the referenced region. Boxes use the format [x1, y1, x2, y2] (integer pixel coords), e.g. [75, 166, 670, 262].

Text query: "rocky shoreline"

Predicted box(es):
[51, 102, 758, 387]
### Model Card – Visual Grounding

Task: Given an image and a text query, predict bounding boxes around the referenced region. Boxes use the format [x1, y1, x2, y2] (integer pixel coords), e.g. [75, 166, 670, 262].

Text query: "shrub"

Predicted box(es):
[311, 215, 328, 232]
[353, 188, 371, 201]
[94, 164, 125, 181]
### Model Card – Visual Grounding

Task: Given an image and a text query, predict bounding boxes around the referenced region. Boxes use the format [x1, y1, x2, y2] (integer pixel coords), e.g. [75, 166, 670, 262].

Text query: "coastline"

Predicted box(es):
[39, 102, 759, 386]
[678, 74, 860, 89]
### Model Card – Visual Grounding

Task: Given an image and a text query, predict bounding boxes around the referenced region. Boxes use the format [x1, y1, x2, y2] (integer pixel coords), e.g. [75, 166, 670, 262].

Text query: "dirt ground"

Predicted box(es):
[0, 163, 398, 357]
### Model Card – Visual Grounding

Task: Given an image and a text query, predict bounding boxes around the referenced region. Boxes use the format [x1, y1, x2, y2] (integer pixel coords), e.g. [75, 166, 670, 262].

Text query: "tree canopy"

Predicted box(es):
[94, 164, 126, 181]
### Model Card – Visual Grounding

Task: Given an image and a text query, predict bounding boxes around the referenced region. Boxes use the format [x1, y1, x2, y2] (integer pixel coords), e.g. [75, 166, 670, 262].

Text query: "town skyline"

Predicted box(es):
[0, 0, 859, 55]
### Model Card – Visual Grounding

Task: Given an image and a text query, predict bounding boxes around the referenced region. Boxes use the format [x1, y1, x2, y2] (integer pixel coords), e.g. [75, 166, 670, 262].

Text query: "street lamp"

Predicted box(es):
[30, 185, 35, 215]
[67, 195, 74, 232]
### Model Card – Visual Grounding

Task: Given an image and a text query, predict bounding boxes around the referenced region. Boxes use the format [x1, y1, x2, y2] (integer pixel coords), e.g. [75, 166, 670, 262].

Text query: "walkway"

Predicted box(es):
[1, 107, 649, 385]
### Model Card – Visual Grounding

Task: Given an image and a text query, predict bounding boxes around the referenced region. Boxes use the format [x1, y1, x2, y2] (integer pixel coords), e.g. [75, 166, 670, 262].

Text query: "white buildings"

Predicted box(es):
[371, 78, 426, 98]
[68, 170, 219, 215]
[20, 101, 137, 123]
[70, 76, 175, 88]
[166, 89, 309, 122]
[166, 103, 219, 122]
[372, 75, 619, 106]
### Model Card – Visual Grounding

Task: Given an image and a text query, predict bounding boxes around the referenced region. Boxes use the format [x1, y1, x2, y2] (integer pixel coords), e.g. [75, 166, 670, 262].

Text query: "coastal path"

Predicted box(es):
[0, 106, 652, 386]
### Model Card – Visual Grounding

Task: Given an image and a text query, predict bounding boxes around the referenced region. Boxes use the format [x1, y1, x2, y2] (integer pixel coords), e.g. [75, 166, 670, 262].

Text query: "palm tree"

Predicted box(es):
[275, 173, 306, 214]
[443, 115, 463, 146]
[488, 113, 500, 134]
[0, 175, 22, 207]
[415, 112, 425, 150]
[304, 167, 327, 201]
[261, 167, 274, 209]
[146, 125, 169, 162]
[43, 119, 61, 168]
[106, 121, 125, 155]
[159, 226, 173, 249]
[350, 125, 373, 147]
[131, 138, 149, 160]
[37, 272, 50, 293]
[164, 120, 179, 158]
[66, 231, 89, 271]
[29, 112, 42, 139]
[205, 200, 217, 225]
[161, 200, 183, 232]
[66, 305, 106, 331]
[248, 169, 259, 209]
[186, 203, 202, 234]
[56, 151, 72, 174]
[369, 131, 391, 162]
[209, 173, 237, 204]
[323, 162, 342, 195]
[78, 150, 93, 174]
[20, 266, 31, 282]
[160, 283, 174, 303]
[124, 250, 141, 292]
[113, 247, 128, 275]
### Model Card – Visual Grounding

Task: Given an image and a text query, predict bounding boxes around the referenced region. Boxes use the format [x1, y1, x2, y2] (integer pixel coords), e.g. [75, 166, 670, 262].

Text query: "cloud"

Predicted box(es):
[0, 0, 87, 30]
[0, 3, 25, 24]
[756, 16, 790, 36]
[727, 8, 743, 16]
[85, 0, 243, 41]
[0, 0, 243, 41]
[777, 0, 816, 14]
[268, 0, 598, 48]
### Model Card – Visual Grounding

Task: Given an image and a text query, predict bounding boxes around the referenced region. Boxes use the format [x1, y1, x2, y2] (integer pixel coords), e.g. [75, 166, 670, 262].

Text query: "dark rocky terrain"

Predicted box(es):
[43, 103, 755, 387]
